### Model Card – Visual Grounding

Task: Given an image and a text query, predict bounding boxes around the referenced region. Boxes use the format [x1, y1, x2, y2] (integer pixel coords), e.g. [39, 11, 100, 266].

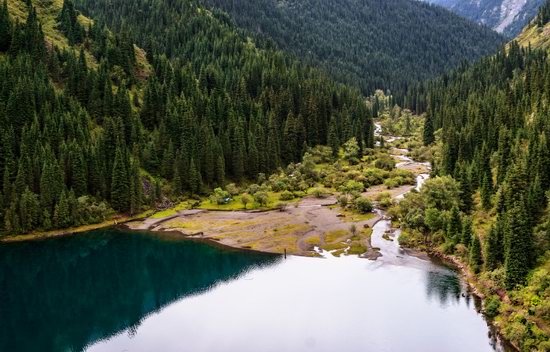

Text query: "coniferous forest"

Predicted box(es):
[200, 0, 504, 94]
[2, 0, 550, 350]
[0, 0, 372, 234]
[395, 39, 550, 351]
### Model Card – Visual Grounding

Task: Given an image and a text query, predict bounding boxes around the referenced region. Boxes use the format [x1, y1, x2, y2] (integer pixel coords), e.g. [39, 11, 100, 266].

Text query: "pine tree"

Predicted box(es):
[461, 216, 473, 245]
[71, 147, 87, 196]
[459, 165, 473, 213]
[215, 155, 225, 187]
[189, 158, 202, 195]
[327, 117, 339, 158]
[504, 202, 532, 289]
[446, 205, 461, 243]
[485, 222, 502, 271]
[469, 232, 483, 273]
[111, 147, 130, 212]
[53, 191, 71, 228]
[480, 174, 492, 210]
[0, 0, 12, 52]
[423, 113, 435, 146]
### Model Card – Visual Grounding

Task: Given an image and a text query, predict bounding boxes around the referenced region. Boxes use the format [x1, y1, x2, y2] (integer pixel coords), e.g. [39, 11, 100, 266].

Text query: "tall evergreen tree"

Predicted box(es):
[0, 0, 12, 52]
[469, 232, 483, 273]
[111, 147, 130, 212]
[504, 202, 532, 289]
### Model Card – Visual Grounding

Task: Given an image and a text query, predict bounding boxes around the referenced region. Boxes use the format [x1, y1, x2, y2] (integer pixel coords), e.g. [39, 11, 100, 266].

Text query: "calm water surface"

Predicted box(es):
[0, 227, 511, 352]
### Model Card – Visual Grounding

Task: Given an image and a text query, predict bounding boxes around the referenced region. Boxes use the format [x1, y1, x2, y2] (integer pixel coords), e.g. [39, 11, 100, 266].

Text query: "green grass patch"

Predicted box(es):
[150, 201, 192, 219]
[324, 229, 349, 243]
[341, 210, 376, 223]
[322, 242, 348, 251]
[347, 241, 367, 255]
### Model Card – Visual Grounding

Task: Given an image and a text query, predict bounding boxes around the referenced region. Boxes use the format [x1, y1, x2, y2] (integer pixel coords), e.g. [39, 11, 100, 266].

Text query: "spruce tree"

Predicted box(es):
[461, 216, 473, 245]
[459, 165, 473, 213]
[53, 191, 71, 228]
[469, 233, 483, 273]
[111, 147, 130, 212]
[189, 158, 202, 195]
[0, 0, 12, 52]
[446, 205, 461, 243]
[504, 202, 532, 289]
[423, 113, 435, 146]
[480, 174, 492, 210]
[485, 223, 502, 271]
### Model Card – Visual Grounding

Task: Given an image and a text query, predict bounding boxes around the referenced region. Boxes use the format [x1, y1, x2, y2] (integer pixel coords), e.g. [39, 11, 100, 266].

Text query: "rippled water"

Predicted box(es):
[0, 228, 511, 352]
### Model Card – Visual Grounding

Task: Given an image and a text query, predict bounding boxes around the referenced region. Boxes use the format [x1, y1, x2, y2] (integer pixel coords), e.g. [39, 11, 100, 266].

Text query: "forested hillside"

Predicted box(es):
[516, 0, 550, 50]
[396, 30, 550, 351]
[194, 0, 505, 95]
[0, 0, 372, 235]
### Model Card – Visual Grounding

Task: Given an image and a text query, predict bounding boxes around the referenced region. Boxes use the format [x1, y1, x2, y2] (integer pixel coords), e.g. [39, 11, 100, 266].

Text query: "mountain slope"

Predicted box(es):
[427, 0, 545, 37]
[396, 22, 550, 352]
[0, 0, 372, 236]
[516, 0, 550, 49]
[195, 0, 504, 95]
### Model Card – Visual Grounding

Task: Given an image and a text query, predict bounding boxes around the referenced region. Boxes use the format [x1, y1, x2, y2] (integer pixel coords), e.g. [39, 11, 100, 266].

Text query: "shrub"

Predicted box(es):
[354, 196, 373, 213]
[241, 193, 253, 209]
[341, 180, 364, 194]
[312, 188, 325, 198]
[484, 296, 501, 319]
[210, 188, 230, 205]
[374, 155, 396, 170]
[246, 184, 260, 195]
[272, 180, 287, 192]
[225, 183, 240, 196]
[384, 178, 399, 189]
[338, 195, 350, 207]
[279, 190, 294, 201]
[254, 192, 269, 207]
[363, 168, 388, 186]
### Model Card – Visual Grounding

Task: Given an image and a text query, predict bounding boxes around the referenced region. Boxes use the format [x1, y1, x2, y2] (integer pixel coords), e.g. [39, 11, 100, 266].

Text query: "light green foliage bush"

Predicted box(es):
[343, 137, 360, 163]
[210, 188, 231, 205]
[354, 197, 373, 213]
[225, 183, 240, 196]
[279, 190, 295, 201]
[374, 155, 396, 170]
[484, 295, 501, 318]
[341, 180, 365, 194]
[254, 192, 269, 207]
[363, 168, 389, 186]
[241, 193, 252, 209]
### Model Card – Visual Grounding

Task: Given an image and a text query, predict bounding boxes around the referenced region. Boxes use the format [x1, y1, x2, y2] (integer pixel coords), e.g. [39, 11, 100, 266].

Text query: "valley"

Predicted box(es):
[1, 0, 550, 351]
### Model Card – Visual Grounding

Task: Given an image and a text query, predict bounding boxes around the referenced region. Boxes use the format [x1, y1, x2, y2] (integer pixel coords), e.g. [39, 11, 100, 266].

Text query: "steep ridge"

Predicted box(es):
[427, 0, 545, 37]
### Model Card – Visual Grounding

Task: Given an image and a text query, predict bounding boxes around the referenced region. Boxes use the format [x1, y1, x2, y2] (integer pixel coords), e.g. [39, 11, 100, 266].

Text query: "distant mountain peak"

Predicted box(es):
[426, 0, 546, 37]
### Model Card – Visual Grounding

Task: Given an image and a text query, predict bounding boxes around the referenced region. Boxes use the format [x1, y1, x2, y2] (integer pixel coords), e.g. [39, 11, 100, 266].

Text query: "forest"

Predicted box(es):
[0, 0, 372, 235]
[200, 0, 504, 95]
[394, 41, 550, 350]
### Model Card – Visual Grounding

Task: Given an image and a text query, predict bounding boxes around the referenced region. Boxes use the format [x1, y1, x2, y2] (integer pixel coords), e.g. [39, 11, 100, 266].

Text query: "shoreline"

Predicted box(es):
[399, 240, 520, 352]
[0, 211, 155, 243]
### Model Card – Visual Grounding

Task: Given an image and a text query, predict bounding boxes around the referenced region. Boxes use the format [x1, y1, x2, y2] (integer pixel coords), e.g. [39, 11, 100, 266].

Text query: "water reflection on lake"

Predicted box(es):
[0, 228, 510, 352]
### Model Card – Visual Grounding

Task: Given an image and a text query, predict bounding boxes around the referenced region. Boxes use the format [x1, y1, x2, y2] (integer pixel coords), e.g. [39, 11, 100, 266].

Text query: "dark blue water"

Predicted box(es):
[0, 228, 510, 352]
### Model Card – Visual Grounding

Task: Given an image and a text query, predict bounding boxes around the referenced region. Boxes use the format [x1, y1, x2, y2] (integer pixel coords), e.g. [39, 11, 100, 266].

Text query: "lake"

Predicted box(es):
[0, 227, 511, 352]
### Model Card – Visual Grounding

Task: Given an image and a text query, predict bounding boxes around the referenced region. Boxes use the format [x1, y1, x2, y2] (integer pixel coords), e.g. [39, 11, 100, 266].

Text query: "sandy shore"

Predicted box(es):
[127, 195, 382, 256]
